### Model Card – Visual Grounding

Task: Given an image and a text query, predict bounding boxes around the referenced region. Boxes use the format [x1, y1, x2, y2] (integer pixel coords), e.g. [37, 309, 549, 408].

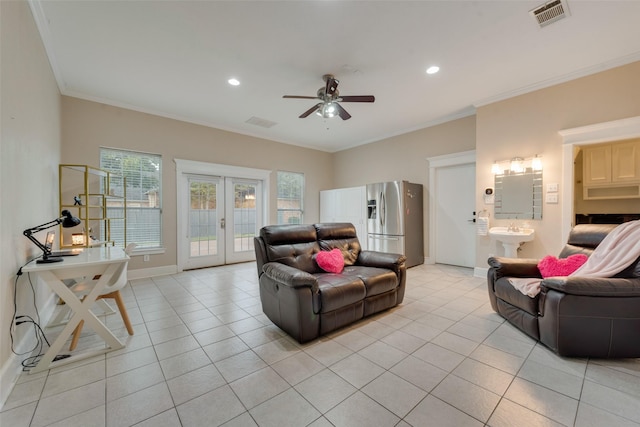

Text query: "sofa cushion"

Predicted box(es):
[316, 222, 361, 266]
[265, 241, 321, 273]
[261, 224, 321, 273]
[316, 274, 366, 313]
[494, 277, 538, 315]
[343, 266, 398, 297]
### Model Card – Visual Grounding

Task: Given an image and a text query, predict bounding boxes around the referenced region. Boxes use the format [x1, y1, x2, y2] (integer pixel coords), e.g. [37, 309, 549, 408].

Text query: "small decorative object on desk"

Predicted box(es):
[72, 233, 85, 246]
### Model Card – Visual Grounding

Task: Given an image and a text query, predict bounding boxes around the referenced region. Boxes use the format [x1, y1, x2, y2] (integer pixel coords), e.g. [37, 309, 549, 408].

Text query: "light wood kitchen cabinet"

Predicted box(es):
[582, 139, 640, 199]
[583, 144, 612, 186]
[612, 141, 640, 182]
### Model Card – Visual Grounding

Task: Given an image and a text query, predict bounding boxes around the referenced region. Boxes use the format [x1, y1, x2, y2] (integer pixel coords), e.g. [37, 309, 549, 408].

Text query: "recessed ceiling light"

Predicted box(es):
[228, 78, 240, 86]
[426, 66, 440, 75]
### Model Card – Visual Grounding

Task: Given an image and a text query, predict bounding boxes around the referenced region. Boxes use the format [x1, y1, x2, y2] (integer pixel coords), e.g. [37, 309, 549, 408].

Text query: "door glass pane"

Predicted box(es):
[189, 180, 218, 256]
[277, 171, 304, 224]
[233, 181, 257, 252]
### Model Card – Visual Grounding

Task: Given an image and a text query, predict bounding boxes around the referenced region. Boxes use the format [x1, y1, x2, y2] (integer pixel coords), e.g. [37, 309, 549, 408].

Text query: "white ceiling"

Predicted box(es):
[31, 0, 640, 153]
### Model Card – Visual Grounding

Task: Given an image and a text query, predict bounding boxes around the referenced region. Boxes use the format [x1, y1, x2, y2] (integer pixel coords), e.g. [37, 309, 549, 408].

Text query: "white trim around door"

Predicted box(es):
[426, 150, 476, 266]
[174, 159, 271, 272]
[559, 116, 640, 243]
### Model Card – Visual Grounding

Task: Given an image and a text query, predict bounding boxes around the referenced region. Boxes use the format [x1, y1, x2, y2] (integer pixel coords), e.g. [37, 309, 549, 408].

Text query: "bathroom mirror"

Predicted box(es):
[494, 168, 542, 219]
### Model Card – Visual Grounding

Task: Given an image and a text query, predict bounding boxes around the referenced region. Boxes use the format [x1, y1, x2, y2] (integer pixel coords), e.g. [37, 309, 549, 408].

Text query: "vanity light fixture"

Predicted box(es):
[532, 155, 543, 171]
[510, 157, 525, 173]
[491, 155, 543, 175]
[491, 162, 501, 174]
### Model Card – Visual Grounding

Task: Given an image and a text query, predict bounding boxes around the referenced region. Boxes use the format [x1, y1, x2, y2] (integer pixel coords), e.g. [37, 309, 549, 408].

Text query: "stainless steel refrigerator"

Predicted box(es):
[367, 181, 424, 267]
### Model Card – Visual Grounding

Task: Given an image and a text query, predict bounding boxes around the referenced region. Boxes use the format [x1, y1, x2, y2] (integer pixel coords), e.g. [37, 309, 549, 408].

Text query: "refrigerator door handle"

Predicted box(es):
[380, 192, 385, 227]
[370, 235, 400, 240]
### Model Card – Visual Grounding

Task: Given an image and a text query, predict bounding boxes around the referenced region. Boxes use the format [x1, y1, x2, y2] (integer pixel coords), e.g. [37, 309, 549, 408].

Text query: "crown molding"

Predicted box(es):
[559, 116, 640, 145]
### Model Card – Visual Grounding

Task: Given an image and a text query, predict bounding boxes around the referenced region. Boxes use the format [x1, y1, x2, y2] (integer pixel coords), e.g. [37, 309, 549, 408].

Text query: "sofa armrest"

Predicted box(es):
[541, 277, 640, 297]
[357, 250, 407, 271]
[488, 256, 541, 279]
[262, 262, 319, 290]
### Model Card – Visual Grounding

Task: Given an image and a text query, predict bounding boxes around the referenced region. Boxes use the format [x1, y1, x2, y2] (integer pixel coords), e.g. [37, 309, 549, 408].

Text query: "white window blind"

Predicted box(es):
[277, 171, 304, 224]
[100, 148, 162, 249]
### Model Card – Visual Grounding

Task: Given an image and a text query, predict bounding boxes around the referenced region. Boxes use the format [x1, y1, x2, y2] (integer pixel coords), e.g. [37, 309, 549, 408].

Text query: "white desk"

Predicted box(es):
[22, 247, 130, 373]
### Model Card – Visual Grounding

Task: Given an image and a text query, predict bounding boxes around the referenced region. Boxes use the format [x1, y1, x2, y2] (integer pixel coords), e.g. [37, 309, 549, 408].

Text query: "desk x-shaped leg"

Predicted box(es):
[30, 263, 125, 374]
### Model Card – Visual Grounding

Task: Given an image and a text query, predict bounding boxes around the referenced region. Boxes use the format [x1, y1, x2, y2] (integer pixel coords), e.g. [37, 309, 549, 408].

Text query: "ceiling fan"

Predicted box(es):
[283, 74, 375, 120]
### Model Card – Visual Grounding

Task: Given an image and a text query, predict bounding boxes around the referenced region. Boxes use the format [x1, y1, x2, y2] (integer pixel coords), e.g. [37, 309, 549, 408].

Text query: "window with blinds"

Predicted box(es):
[100, 148, 162, 249]
[277, 171, 304, 225]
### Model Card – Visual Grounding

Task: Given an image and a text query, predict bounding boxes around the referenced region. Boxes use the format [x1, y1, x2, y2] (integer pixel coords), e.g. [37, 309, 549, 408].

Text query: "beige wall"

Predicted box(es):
[61, 97, 334, 271]
[332, 115, 477, 259]
[1, 0, 62, 404]
[476, 61, 640, 267]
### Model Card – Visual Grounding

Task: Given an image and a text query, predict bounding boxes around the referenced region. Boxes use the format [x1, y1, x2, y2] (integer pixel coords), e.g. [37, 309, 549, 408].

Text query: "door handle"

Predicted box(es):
[220, 218, 226, 229]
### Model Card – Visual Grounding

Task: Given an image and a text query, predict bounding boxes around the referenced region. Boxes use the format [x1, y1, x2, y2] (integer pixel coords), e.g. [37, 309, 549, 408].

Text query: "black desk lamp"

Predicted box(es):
[23, 210, 81, 263]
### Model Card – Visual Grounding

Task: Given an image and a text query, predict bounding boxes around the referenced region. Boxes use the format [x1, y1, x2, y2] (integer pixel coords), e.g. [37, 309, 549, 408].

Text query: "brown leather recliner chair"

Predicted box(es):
[487, 223, 640, 358]
[254, 222, 406, 343]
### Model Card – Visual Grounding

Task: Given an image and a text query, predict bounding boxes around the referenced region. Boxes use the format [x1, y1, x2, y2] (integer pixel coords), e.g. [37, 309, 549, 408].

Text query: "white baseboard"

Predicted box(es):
[1, 292, 57, 410]
[127, 264, 178, 280]
[474, 267, 489, 278]
[0, 350, 25, 410]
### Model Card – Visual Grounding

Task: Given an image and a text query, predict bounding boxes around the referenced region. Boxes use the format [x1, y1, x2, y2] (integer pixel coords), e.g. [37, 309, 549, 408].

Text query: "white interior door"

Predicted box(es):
[182, 175, 262, 269]
[435, 163, 476, 267]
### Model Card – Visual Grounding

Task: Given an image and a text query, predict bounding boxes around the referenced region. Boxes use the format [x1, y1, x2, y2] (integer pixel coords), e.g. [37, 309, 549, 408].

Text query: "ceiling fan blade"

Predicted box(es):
[283, 95, 318, 99]
[325, 76, 339, 98]
[338, 95, 375, 102]
[299, 103, 322, 118]
[335, 103, 351, 120]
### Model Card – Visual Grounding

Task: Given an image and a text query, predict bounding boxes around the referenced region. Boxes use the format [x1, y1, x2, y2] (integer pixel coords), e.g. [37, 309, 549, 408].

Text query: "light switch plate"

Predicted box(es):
[546, 193, 558, 203]
[547, 183, 559, 193]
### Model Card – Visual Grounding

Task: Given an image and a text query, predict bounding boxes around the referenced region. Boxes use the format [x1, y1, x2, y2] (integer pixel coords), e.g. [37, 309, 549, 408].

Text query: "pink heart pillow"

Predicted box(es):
[316, 248, 344, 273]
[537, 254, 588, 278]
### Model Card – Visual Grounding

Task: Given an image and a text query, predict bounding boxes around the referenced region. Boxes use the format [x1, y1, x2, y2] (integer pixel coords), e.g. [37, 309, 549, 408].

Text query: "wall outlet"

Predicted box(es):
[143, 254, 150, 262]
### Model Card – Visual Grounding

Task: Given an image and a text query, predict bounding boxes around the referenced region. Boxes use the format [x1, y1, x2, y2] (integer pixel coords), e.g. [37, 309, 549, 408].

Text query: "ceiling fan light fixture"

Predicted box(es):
[284, 74, 373, 120]
[316, 102, 337, 119]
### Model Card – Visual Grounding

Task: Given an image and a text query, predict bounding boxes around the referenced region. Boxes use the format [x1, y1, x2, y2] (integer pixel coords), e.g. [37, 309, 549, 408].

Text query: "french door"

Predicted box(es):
[183, 175, 262, 270]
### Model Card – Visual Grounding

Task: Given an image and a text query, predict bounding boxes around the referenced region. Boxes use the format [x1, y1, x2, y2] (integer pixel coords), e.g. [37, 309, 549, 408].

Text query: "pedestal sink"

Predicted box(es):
[489, 227, 535, 258]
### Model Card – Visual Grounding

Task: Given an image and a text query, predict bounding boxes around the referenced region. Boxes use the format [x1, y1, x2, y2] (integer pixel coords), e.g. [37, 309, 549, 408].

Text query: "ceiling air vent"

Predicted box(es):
[245, 116, 277, 128]
[530, 0, 570, 28]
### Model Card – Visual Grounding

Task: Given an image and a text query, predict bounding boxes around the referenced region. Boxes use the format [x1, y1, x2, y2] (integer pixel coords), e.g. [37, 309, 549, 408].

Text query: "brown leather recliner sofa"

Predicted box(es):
[487, 223, 640, 358]
[254, 222, 407, 343]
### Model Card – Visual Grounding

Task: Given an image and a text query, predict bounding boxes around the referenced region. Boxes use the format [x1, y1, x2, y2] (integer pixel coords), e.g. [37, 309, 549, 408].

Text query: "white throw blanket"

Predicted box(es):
[509, 220, 640, 297]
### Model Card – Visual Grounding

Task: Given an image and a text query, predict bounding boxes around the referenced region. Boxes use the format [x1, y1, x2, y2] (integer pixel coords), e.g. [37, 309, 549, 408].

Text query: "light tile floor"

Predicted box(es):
[2, 262, 640, 427]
